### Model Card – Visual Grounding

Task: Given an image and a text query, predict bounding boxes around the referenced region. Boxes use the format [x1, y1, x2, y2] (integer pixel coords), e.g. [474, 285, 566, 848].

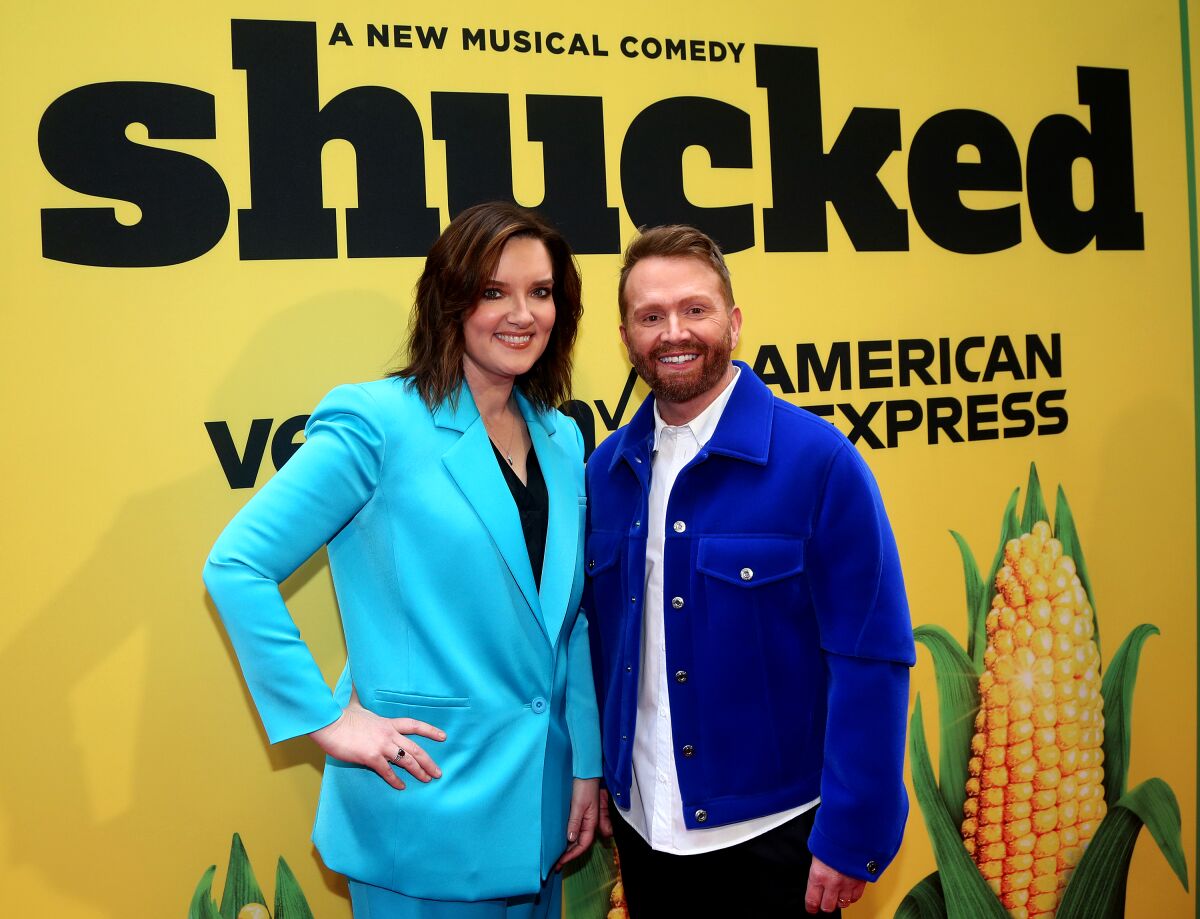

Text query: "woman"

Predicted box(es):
[203, 202, 601, 918]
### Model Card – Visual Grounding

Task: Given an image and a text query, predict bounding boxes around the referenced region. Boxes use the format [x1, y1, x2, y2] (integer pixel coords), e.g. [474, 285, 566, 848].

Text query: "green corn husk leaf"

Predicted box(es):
[1053, 485, 1101, 657]
[1020, 463, 1049, 533]
[188, 866, 223, 919]
[1057, 777, 1189, 919]
[273, 857, 313, 919]
[1100, 624, 1160, 805]
[219, 834, 268, 919]
[909, 697, 1009, 919]
[949, 531, 987, 670]
[982, 488, 1022, 603]
[562, 836, 619, 919]
[894, 870, 948, 919]
[914, 625, 979, 822]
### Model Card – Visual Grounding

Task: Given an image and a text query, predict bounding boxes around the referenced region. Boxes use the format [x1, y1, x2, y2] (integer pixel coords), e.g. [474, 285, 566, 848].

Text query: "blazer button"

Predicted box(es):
[694, 809, 708, 823]
[587, 560, 595, 570]
[531, 697, 547, 714]
[671, 596, 684, 609]
[674, 670, 688, 683]
[865, 860, 879, 875]
[740, 567, 754, 581]
[673, 520, 686, 533]
[681, 744, 695, 757]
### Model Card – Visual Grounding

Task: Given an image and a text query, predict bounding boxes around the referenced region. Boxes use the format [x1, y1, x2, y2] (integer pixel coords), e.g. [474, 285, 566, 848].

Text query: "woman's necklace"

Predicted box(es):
[485, 406, 517, 466]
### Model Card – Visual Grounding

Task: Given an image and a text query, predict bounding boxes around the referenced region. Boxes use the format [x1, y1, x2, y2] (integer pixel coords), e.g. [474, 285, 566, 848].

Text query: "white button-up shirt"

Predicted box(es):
[624, 366, 817, 853]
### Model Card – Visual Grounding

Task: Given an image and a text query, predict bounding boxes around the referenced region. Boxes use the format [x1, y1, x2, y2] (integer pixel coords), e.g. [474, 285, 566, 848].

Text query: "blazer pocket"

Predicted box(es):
[374, 690, 471, 709]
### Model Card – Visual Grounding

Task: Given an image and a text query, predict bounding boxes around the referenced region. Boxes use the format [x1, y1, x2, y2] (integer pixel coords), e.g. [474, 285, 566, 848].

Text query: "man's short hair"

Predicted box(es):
[617, 225, 735, 321]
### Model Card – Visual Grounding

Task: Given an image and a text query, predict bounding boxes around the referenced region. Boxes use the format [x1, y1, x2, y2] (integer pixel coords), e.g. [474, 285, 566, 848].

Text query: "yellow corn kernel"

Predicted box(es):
[982, 786, 1005, 808]
[1002, 870, 1034, 893]
[962, 519, 1104, 918]
[1006, 800, 1033, 822]
[1006, 853, 1035, 874]
[1004, 819, 1033, 843]
[1002, 889, 1030, 909]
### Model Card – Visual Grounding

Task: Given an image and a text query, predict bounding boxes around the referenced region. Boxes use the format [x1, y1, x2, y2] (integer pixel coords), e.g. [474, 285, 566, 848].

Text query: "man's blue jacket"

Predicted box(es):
[584, 362, 916, 881]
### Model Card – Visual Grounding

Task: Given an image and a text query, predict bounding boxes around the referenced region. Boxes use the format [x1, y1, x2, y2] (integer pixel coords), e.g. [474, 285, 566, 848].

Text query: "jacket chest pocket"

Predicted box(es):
[696, 536, 808, 618]
[583, 529, 625, 639]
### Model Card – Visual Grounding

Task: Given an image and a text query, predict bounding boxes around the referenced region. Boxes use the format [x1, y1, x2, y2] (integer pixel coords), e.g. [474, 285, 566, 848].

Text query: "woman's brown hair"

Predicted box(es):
[393, 202, 583, 411]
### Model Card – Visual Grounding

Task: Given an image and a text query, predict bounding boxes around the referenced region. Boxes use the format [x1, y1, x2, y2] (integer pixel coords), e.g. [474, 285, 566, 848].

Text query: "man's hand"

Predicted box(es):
[805, 855, 866, 913]
[554, 778, 601, 871]
[597, 788, 614, 838]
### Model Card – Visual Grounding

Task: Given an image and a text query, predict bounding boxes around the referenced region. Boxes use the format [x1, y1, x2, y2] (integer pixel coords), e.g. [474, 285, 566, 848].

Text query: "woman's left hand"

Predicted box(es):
[553, 777, 600, 871]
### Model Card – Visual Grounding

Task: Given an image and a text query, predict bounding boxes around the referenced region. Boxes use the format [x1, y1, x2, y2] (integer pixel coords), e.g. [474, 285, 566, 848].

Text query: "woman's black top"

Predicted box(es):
[492, 443, 549, 589]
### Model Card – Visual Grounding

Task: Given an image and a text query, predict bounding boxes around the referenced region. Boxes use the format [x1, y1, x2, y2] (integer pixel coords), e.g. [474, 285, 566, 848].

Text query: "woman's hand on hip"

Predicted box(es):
[309, 695, 445, 790]
[553, 777, 601, 871]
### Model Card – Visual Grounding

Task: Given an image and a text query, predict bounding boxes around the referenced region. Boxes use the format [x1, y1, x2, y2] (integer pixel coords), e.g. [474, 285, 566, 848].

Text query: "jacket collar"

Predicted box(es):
[611, 360, 772, 473]
[434, 380, 572, 646]
[432, 382, 559, 439]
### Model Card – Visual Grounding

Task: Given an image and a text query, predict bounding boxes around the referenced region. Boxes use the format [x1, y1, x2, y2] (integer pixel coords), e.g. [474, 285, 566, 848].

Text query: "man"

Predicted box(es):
[584, 226, 915, 915]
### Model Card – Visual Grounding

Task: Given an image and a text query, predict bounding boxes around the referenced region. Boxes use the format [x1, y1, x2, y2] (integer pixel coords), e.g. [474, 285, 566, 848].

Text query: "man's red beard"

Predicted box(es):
[627, 328, 733, 405]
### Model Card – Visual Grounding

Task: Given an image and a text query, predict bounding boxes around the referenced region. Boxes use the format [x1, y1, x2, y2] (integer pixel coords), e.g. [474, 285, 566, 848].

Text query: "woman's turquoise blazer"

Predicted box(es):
[203, 378, 602, 901]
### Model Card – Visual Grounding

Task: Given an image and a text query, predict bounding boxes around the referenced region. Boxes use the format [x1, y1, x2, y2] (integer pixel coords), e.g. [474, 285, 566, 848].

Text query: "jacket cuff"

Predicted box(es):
[807, 819, 901, 883]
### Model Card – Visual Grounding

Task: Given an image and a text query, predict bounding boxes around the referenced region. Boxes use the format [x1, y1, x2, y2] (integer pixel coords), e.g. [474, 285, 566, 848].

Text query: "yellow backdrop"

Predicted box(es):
[0, 1, 1195, 916]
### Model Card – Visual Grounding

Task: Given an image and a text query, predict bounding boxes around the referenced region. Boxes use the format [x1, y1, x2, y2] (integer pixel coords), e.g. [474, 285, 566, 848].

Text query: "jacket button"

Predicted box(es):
[866, 860, 879, 875]
[674, 670, 688, 683]
[673, 520, 686, 533]
[671, 596, 684, 609]
[531, 697, 547, 714]
[740, 567, 754, 581]
[587, 560, 595, 570]
[694, 809, 708, 823]
[682, 744, 694, 757]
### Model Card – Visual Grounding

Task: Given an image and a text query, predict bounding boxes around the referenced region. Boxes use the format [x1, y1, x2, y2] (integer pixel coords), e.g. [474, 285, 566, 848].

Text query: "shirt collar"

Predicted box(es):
[652, 365, 741, 451]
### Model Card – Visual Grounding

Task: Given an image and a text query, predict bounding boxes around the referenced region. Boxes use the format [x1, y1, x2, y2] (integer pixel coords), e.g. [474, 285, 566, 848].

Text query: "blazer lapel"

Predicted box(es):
[521, 395, 578, 648]
[435, 388, 545, 634]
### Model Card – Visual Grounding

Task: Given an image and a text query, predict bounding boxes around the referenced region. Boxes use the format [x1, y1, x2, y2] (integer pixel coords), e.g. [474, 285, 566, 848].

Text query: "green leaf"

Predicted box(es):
[562, 836, 619, 919]
[273, 857, 313, 919]
[1100, 624, 1159, 804]
[949, 531, 987, 670]
[983, 488, 1022, 600]
[1054, 485, 1101, 656]
[894, 871, 947, 919]
[1057, 778, 1189, 919]
[188, 866, 222, 919]
[1020, 462, 1049, 532]
[219, 834, 267, 919]
[908, 696, 1009, 919]
[914, 625, 979, 822]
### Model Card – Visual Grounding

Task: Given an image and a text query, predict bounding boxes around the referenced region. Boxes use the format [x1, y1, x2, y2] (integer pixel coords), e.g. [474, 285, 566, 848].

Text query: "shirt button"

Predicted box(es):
[675, 670, 688, 683]
[673, 520, 686, 533]
[695, 809, 708, 823]
[657, 772, 668, 784]
[671, 597, 684, 609]
[740, 567, 754, 581]
[682, 744, 695, 757]
[531, 697, 547, 714]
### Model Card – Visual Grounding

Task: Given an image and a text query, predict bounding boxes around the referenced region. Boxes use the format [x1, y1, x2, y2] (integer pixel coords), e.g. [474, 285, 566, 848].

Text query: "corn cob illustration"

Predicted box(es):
[896, 466, 1186, 919]
[961, 520, 1104, 918]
